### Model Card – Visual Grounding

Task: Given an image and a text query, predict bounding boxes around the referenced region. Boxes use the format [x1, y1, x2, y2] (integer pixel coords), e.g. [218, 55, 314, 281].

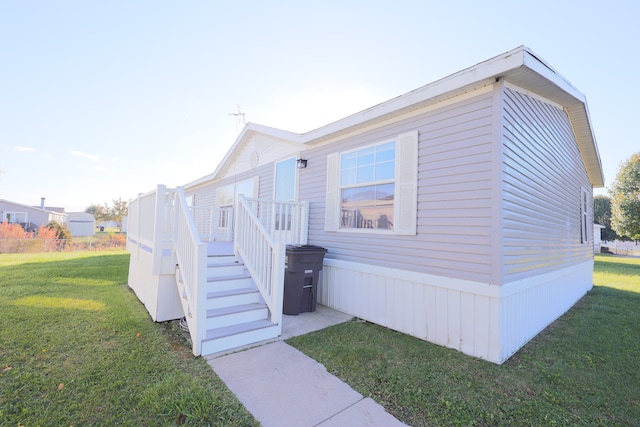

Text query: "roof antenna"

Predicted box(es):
[228, 105, 246, 135]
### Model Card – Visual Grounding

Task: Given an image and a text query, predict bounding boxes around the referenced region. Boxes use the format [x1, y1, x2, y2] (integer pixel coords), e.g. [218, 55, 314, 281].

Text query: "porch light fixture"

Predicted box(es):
[297, 158, 308, 169]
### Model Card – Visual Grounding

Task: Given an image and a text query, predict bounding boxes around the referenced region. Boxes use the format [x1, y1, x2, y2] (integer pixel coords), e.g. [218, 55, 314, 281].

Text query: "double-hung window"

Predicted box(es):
[340, 142, 395, 230]
[325, 130, 418, 235]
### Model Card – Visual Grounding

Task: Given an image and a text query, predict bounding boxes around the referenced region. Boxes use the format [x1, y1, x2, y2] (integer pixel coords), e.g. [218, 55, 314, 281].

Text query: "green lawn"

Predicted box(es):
[0, 251, 257, 426]
[288, 254, 640, 426]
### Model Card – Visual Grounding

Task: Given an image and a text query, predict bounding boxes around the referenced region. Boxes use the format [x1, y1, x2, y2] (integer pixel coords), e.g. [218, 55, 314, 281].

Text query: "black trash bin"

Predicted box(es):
[283, 245, 327, 315]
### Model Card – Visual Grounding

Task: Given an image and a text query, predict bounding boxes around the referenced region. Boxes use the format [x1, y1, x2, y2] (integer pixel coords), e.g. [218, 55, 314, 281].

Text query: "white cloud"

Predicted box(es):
[70, 150, 99, 161]
[14, 146, 36, 152]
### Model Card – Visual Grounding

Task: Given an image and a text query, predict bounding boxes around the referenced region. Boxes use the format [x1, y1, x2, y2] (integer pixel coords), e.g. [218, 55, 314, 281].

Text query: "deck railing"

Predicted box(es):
[173, 187, 208, 356]
[235, 195, 285, 334]
[246, 198, 309, 245]
[190, 206, 234, 241]
[127, 188, 309, 356]
[127, 185, 174, 275]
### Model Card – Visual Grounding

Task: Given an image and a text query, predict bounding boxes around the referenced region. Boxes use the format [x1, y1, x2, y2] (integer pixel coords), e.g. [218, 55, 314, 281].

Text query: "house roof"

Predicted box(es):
[0, 199, 64, 215]
[187, 46, 604, 189]
[68, 212, 96, 222]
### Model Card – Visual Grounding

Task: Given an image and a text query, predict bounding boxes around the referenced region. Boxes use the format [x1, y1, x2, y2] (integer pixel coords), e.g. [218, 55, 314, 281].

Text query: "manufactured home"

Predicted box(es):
[0, 198, 67, 231]
[127, 46, 603, 364]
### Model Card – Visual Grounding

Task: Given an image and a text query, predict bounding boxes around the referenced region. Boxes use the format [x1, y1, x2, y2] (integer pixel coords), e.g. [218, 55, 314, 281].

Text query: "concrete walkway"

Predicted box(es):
[206, 305, 407, 427]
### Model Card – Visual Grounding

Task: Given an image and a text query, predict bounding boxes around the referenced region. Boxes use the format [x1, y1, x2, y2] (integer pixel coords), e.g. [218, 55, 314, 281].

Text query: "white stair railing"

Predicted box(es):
[173, 187, 208, 356]
[235, 195, 285, 334]
[190, 206, 234, 241]
[246, 198, 309, 245]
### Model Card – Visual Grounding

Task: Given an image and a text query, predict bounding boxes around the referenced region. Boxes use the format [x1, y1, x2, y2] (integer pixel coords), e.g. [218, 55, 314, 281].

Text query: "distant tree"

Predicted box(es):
[610, 152, 640, 240]
[85, 203, 110, 224]
[44, 221, 73, 240]
[108, 198, 128, 230]
[593, 195, 618, 241]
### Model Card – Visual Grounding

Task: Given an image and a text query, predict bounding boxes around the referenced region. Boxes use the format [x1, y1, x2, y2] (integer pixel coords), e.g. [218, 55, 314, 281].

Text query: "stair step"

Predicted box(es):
[206, 287, 260, 309]
[205, 319, 275, 340]
[207, 287, 257, 299]
[207, 303, 266, 318]
[200, 321, 280, 355]
[206, 254, 237, 265]
[206, 262, 245, 276]
[207, 260, 243, 269]
[206, 303, 270, 329]
[207, 272, 251, 283]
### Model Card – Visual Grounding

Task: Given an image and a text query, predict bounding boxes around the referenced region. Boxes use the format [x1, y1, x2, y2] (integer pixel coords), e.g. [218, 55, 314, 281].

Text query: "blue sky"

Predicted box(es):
[1, 1, 637, 211]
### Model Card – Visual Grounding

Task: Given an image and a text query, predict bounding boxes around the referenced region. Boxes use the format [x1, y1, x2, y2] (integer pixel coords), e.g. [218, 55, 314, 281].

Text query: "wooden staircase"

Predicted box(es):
[196, 252, 280, 356]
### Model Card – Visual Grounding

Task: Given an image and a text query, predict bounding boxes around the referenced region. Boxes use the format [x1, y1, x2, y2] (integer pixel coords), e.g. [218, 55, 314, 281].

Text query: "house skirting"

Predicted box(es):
[127, 250, 183, 322]
[319, 258, 593, 364]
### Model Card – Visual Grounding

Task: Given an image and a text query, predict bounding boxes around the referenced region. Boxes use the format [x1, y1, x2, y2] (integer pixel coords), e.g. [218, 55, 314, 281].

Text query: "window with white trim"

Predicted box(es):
[3, 211, 27, 223]
[580, 188, 590, 244]
[325, 131, 418, 235]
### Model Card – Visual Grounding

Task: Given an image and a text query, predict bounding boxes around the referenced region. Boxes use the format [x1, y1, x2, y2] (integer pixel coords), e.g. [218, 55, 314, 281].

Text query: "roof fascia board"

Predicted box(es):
[521, 48, 586, 103]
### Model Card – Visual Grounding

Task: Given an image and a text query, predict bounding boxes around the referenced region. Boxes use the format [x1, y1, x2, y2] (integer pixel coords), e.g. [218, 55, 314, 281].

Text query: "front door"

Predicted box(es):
[273, 157, 297, 241]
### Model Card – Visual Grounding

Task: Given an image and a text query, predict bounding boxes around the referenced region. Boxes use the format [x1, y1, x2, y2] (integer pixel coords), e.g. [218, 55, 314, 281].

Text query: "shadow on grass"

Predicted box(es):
[594, 253, 640, 277]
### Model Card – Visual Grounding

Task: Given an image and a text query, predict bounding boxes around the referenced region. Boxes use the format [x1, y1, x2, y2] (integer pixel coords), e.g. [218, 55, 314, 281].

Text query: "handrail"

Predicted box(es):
[190, 205, 234, 241]
[245, 197, 308, 245]
[235, 195, 285, 334]
[173, 187, 208, 356]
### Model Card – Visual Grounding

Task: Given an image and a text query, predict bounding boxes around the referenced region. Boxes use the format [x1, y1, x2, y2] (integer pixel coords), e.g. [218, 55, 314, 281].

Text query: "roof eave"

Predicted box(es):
[183, 123, 303, 191]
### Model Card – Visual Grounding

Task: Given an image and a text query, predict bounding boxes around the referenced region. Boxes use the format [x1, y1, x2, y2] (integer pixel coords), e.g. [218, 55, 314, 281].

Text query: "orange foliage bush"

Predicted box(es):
[0, 222, 31, 239]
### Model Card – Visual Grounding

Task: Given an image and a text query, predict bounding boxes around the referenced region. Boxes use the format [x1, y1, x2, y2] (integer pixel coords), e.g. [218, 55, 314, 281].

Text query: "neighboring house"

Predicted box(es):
[96, 220, 120, 231]
[127, 46, 603, 364]
[0, 198, 67, 231]
[67, 212, 96, 237]
[593, 224, 606, 253]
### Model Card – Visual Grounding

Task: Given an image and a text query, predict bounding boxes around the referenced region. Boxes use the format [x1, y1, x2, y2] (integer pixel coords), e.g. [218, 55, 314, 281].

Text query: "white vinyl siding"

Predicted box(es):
[502, 87, 592, 281]
[324, 153, 340, 232]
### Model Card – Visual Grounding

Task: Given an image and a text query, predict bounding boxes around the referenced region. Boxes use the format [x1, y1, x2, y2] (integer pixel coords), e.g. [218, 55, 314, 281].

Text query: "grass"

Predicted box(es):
[287, 254, 640, 426]
[0, 251, 257, 427]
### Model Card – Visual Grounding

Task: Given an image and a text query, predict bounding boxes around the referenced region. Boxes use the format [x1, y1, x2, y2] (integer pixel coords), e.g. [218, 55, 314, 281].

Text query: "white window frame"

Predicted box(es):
[273, 156, 298, 203]
[581, 188, 590, 244]
[216, 177, 259, 208]
[325, 130, 418, 235]
[3, 211, 28, 223]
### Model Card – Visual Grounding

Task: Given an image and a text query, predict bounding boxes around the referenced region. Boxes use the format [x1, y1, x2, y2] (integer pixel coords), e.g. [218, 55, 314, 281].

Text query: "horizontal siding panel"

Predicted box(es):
[422, 132, 492, 156]
[418, 189, 492, 202]
[301, 90, 495, 282]
[422, 142, 492, 166]
[420, 160, 492, 177]
[501, 87, 592, 280]
[421, 179, 492, 195]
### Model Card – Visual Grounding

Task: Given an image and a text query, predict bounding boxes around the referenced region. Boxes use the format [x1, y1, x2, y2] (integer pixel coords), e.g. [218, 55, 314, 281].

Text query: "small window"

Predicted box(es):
[580, 188, 590, 244]
[3, 211, 27, 223]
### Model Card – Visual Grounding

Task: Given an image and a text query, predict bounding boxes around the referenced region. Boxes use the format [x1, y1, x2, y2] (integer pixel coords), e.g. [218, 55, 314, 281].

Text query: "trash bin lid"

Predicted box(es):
[286, 245, 327, 253]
